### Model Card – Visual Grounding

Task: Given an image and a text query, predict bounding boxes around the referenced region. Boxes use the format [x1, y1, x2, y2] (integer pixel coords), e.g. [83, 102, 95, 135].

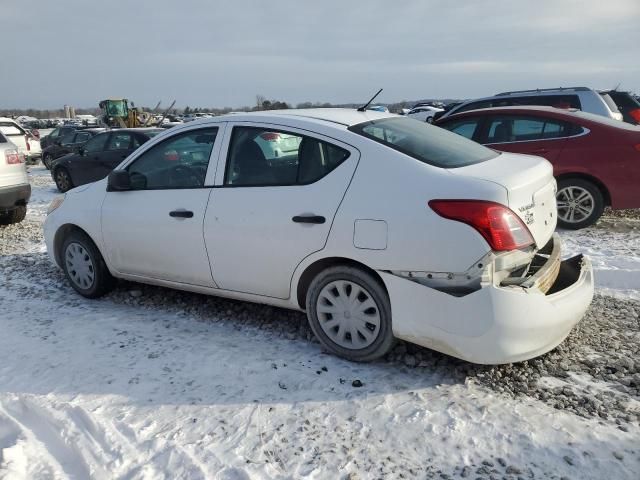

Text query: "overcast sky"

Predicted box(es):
[1, 0, 639, 109]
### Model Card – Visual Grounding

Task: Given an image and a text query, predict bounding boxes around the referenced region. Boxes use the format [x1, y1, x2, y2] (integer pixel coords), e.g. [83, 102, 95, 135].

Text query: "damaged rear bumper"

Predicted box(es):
[381, 235, 594, 364]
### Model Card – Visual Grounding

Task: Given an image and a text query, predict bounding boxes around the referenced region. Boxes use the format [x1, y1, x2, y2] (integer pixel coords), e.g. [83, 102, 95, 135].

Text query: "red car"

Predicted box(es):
[436, 106, 640, 229]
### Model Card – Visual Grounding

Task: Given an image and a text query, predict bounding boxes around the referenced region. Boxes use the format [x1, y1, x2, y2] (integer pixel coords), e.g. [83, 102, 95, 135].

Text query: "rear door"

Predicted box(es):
[204, 123, 359, 299]
[481, 114, 569, 163]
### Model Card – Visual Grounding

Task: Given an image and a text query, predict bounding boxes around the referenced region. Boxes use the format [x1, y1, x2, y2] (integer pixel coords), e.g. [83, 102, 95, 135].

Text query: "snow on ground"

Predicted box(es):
[560, 219, 640, 301]
[0, 167, 639, 479]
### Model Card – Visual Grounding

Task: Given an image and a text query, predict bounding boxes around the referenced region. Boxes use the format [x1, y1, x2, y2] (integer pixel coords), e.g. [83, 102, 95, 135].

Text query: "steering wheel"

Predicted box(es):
[168, 165, 199, 187]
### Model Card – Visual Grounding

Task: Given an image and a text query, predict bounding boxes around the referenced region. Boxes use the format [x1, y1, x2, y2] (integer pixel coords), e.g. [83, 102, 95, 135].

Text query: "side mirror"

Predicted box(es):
[107, 170, 131, 191]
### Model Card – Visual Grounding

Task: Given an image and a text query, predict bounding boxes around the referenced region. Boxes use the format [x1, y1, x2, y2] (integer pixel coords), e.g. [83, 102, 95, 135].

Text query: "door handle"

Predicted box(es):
[170, 209, 194, 218]
[292, 215, 325, 224]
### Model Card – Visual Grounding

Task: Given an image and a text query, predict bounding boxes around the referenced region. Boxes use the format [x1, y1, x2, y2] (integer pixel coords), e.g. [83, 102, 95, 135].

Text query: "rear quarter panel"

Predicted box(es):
[556, 126, 640, 209]
[316, 140, 507, 273]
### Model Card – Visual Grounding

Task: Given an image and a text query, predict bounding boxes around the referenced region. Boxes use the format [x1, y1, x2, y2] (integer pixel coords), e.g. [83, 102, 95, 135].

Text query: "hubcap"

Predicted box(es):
[65, 242, 95, 290]
[556, 186, 594, 224]
[56, 171, 70, 190]
[316, 280, 381, 350]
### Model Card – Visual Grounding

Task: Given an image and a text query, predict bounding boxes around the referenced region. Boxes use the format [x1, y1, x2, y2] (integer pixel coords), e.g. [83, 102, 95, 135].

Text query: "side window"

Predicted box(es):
[440, 118, 480, 140]
[457, 100, 492, 113]
[107, 133, 133, 151]
[224, 127, 349, 186]
[84, 133, 109, 153]
[486, 116, 572, 143]
[74, 132, 91, 143]
[59, 133, 76, 146]
[127, 128, 217, 190]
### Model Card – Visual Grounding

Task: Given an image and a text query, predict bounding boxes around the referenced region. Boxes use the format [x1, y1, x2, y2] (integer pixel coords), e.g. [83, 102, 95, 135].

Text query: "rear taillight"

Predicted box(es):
[260, 132, 280, 142]
[630, 108, 640, 123]
[429, 199, 534, 251]
[5, 149, 24, 165]
[634, 144, 640, 152]
[25, 135, 30, 151]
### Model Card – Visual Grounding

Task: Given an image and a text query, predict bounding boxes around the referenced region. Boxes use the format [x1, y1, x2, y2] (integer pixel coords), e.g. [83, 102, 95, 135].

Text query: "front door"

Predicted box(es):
[101, 126, 222, 287]
[204, 124, 359, 299]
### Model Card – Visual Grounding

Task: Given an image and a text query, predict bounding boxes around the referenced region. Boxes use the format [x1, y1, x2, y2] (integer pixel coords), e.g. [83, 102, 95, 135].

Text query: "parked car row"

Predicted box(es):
[42, 128, 106, 169]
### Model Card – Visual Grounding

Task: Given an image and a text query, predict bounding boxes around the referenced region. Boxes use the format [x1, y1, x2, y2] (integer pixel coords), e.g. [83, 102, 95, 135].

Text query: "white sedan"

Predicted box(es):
[44, 109, 594, 364]
[406, 105, 444, 123]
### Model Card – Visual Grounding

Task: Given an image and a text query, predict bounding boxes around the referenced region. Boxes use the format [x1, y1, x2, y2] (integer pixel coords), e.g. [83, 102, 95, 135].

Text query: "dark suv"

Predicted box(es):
[602, 90, 640, 125]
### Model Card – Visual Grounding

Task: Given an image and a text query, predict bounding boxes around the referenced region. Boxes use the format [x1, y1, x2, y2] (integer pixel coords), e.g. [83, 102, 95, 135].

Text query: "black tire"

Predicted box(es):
[60, 230, 115, 298]
[426, 116, 434, 124]
[556, 178, 604, 230]
[43, 153, 52, 170]
[0, 206, 27, 225]
[54, 167, 73, 193]
[306, 266, 394, 362]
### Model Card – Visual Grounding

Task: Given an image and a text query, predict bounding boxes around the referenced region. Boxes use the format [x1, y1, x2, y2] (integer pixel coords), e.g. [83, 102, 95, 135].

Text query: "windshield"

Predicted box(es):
[349, 117, 498, 168]
[0, 122, 25, 136]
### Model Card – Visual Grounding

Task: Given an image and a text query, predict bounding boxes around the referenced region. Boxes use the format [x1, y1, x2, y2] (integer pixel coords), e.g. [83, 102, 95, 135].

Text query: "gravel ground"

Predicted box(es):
[1, 245, 639, 430]
[1, 175, 639, 480]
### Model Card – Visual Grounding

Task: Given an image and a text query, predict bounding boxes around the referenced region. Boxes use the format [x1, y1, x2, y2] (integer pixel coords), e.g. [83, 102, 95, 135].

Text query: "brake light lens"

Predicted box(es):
[25, 135, 31, 151]
[260, 132, 281, 142]
[5, 149, 24, 165]
[429, 199, 534, 251]
[634, 144, 640, 153]
[629, 108, 640, 123]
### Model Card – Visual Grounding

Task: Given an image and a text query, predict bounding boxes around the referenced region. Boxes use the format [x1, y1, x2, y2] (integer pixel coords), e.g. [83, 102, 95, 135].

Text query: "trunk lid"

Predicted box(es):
[448, 152, 557, 248]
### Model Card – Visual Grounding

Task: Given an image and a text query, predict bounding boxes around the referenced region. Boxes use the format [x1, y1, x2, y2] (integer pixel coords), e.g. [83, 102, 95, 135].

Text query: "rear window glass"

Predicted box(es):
[349, 117, 498, 168]
[0, 132, 7, 143]
[569, 110, 640, 131]
[0, 122, 25, 136]
[599, 93, 622, 114]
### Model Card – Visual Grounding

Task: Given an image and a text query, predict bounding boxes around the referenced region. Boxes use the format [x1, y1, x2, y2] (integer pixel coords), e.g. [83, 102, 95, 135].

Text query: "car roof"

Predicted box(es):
[200, 108, 397, 128]
[439, 105, 640, 131]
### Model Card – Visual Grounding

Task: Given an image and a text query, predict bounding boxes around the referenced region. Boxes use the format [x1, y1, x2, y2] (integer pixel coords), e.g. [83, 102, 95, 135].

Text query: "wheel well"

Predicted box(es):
[53, 224, 101, 268]
[556, 173, 611, 206]
[295, 257, 388, 309]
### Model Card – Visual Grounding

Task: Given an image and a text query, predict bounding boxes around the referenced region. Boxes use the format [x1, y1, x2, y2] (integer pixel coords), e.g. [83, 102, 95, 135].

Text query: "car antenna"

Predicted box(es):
[357, 88, 383, 112]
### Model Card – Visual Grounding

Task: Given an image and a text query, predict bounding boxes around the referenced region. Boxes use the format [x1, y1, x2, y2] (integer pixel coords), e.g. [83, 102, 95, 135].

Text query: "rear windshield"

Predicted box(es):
[599, 93, 622, 114]
[0, 132, 7, 143]
[0, 122, 25, 136]
[349, 117, 498, 168]
[570, 110, 640, 131]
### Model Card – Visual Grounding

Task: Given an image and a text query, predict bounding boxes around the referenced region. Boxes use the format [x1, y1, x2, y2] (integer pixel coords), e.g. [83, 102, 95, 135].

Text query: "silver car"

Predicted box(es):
[438, 87, 623, 122]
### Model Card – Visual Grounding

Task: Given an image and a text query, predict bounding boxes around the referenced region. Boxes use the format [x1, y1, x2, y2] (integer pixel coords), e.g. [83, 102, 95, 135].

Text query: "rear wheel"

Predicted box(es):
[61, 230, 115, 298]
[556, 178, 604, 229]
[0, 206, 27, 225]
[306, 266, 394, 362]
[54, 167, 73, 192]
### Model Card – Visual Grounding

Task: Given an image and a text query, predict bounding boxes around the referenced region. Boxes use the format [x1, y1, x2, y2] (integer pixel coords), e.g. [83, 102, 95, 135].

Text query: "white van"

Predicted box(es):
[0, 117, 42, 164]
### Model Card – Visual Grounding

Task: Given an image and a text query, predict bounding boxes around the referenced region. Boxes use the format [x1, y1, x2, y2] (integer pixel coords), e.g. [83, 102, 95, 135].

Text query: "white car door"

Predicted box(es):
[204, 123, 359, 299]
[101, 126, 224, 287]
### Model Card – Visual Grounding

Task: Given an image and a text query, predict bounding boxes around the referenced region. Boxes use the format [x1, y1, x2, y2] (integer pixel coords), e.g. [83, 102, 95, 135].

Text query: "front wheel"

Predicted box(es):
[54, 168, 73, 192]
[61, 230, 115, 298]
[43, 153, 53, 169]
[556, 178, 604, 229]
[306, 266, 394, 362]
